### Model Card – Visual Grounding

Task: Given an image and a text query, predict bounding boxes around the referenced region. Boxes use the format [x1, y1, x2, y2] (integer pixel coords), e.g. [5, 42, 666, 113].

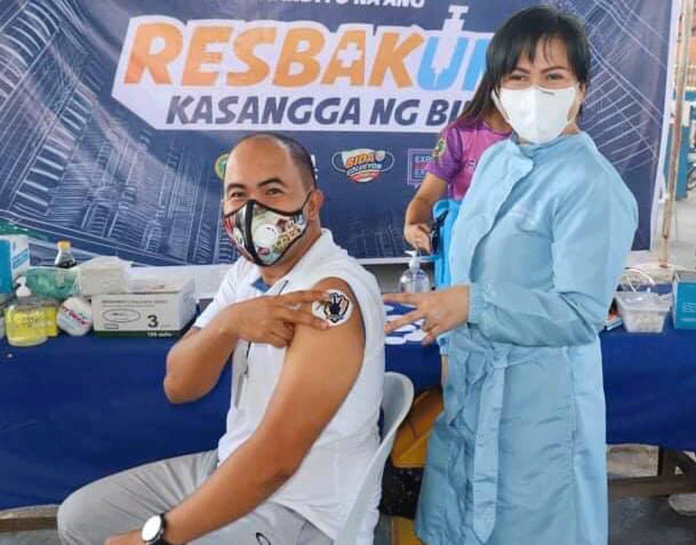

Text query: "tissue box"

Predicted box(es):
[92, 278, 196, 337]
[0, 235, 30, 293]
[78, 256, 131, 296]
[673, 271, 696, 330]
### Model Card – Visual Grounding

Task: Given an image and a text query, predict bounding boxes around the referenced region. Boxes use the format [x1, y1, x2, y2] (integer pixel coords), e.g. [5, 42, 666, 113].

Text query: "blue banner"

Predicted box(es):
[0, 0, 674, 264]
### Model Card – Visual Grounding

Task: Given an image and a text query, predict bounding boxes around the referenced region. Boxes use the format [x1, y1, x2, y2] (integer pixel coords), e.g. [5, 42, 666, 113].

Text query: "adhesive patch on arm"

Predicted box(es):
[312, 289, 353, 326]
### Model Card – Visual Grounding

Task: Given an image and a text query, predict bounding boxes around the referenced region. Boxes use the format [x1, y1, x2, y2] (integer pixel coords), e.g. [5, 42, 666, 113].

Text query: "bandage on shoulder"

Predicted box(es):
[312, 289, 353, 326]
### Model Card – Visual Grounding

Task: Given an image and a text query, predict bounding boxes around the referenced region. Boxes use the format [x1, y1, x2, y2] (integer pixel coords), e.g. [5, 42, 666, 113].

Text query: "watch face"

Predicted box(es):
[141, 515, 163, 543]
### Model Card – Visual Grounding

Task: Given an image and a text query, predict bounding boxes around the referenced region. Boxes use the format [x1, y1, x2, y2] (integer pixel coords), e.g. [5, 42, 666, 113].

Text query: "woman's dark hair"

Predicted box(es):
[457, 6, 590, 126]
[487, 6, 590, 89]
[455, 71, 497, 128]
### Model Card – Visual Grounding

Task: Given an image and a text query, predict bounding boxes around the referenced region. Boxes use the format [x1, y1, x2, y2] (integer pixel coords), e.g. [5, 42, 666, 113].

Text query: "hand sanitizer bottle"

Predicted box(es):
[399, 250, 431, 293]
[4, 277, 47, 346]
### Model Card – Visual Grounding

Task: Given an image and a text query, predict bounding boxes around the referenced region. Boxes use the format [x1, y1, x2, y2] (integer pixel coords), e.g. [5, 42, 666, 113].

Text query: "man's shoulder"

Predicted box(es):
[297, 234, 382, 318]
[308, 241, 380, 297]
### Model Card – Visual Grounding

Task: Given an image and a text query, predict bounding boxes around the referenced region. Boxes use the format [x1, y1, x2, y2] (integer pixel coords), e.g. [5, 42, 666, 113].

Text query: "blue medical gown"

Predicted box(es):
[415, 133, 638, 545]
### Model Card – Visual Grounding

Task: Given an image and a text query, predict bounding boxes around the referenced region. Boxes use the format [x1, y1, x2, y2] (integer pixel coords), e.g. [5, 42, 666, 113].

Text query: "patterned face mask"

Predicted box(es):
[223, 192, 312, 267]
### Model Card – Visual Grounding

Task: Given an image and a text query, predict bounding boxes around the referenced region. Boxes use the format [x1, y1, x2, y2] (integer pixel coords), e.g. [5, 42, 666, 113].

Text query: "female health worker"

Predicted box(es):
[385, 7, 638, 545]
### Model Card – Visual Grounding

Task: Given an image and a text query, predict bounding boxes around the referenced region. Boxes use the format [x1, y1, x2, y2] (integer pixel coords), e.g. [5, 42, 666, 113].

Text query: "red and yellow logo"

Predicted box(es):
[332, 148, 394, 183]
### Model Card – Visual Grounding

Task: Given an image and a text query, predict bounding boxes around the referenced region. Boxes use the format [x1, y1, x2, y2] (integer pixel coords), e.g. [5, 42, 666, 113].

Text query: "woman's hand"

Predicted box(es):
[383, 285, 470, 345]
[404, 222, 432, 253]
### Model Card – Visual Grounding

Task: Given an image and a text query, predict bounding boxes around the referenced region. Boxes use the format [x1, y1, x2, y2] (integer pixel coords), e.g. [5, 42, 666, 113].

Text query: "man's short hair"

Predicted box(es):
[230, 132, 317, 192]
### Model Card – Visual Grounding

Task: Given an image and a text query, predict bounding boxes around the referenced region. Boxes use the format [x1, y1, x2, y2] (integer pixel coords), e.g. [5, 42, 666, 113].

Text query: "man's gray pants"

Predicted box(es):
[57, 450, 332, 545]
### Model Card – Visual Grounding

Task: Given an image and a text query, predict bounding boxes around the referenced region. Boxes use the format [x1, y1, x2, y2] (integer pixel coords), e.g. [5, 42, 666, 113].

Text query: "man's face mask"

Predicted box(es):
[223, 192, 312, 267]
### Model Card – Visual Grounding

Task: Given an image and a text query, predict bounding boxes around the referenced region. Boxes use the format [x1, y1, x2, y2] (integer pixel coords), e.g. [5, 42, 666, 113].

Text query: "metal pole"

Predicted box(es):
[660, 0, 695, 267]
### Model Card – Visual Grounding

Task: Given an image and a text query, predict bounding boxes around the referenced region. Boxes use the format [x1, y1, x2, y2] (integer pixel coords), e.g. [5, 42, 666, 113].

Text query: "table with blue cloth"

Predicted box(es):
[1, 306, 696, 514]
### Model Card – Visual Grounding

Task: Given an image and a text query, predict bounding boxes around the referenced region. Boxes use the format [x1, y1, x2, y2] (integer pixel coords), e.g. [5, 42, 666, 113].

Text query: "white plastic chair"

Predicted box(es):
[334, 372, 415, 545]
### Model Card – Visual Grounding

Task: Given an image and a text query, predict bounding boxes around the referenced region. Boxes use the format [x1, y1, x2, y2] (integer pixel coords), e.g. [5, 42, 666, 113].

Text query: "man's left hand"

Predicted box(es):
[105, 530, 142, 545]
[383, 285, 470, 345]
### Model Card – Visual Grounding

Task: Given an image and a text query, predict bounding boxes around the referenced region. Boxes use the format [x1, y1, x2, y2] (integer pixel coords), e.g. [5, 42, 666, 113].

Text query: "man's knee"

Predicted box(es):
[57, 485, 93, 544]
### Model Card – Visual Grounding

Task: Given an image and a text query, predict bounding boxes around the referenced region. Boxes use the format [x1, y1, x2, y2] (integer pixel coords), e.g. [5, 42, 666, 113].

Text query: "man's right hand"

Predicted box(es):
[225, 290, 329, 348]
[404, 222, 432, 253]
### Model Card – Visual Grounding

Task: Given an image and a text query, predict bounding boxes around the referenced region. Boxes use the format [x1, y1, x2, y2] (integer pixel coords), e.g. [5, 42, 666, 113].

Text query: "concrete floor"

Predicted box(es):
[608, 445, 696, 545]
[611, 497, 696, 545]
[2, 196, 696, 545]
[0, 530, 59, 545]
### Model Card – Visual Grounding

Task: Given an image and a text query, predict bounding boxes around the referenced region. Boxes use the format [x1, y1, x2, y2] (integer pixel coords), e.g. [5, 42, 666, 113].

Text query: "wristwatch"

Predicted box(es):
[141, 513, 173, 545]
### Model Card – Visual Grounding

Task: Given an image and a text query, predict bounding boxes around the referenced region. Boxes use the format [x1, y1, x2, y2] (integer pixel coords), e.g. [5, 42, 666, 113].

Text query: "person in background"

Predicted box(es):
[403, 72, 511, 254]
[386, 6, 638, 545]
[404, 72, 511, 385]
[57, 133, 385, 545]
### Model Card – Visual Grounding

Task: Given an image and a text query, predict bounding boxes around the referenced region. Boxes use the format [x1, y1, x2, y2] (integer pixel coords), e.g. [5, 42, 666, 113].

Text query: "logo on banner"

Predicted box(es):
[407, 149, 432, 187]
[214, 153, 228, 180]
[332, 149, 394, 183]
[112, 5, 493, 133]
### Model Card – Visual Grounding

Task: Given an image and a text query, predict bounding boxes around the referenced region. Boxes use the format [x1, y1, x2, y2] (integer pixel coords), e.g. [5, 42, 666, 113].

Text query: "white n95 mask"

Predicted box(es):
[492, 84, 579, 144]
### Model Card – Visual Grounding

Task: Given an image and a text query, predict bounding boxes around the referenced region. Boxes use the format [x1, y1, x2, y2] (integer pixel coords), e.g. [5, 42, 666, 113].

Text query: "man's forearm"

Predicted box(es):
[164, 310, 239, 403]
[161, 434, 295, 545]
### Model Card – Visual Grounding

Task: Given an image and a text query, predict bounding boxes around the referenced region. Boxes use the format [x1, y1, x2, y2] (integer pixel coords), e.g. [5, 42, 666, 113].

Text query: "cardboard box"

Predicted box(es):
[0, 235, 30, 293]
[673, 271, 696, 330]
[92, 278, 196, 338]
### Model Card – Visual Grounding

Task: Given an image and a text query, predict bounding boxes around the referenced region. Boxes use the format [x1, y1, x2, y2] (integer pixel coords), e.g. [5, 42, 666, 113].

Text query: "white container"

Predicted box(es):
[91, 278, 195, 338]
[614, 291, 671, 333]
[57, 296, 93, 337]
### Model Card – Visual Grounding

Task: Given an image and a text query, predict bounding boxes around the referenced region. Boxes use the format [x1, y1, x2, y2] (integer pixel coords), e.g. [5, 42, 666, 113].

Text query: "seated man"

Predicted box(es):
[57, 133, 385, 545]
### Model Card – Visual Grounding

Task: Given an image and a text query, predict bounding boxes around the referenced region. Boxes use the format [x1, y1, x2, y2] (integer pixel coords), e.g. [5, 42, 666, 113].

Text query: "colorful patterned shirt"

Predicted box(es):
[426, 119, 510, 200]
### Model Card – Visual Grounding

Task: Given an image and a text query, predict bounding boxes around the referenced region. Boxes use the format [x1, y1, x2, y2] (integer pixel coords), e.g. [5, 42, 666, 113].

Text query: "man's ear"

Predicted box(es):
[307, 189, 324, 220]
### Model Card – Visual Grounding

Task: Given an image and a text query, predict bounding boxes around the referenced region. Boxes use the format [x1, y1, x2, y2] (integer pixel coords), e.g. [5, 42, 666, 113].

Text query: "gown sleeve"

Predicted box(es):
[467, 169, 638, 347]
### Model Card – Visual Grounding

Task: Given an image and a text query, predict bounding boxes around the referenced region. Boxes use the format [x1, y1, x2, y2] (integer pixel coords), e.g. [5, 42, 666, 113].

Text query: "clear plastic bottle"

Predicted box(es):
[4, 277, 47, 346]
[399, 250, 431, 293]
[55, 240, 76, 269]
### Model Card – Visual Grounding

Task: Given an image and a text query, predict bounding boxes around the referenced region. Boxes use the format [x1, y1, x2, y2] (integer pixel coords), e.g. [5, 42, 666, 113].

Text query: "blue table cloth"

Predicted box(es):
[601, 319, 696, 453]
[1, 311, 694, 509]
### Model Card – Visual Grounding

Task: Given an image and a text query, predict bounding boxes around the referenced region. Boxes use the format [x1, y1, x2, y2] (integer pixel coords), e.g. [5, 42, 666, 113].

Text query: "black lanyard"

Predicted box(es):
[234, 279, 290, 407]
